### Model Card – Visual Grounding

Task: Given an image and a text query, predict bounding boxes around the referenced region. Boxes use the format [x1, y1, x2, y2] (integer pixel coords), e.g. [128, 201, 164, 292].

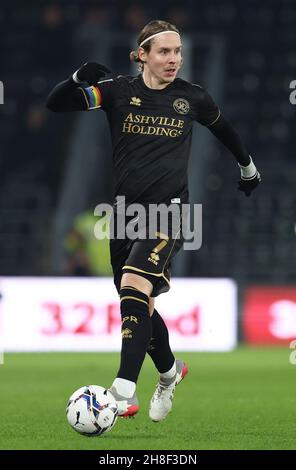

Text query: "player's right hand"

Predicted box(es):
[73, 62, 111, 85]
[237, 171, 261, 197]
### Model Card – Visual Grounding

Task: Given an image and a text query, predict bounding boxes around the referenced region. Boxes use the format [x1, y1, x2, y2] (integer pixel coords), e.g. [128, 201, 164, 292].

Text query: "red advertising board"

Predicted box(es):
[243, 287, 296, 344]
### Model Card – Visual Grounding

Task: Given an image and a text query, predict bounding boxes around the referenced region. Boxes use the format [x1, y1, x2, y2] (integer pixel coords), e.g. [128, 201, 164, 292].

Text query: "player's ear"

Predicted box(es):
[138, 47, 147, 63]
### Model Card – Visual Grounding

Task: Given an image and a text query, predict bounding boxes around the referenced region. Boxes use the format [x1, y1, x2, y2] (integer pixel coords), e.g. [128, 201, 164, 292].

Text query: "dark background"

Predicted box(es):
[0, 0, 295, 285]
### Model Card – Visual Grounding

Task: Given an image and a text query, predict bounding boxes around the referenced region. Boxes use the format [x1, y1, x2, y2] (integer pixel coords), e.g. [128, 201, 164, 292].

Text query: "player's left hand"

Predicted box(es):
[237, 171, 261, 197]
[73, 62, 111, 86]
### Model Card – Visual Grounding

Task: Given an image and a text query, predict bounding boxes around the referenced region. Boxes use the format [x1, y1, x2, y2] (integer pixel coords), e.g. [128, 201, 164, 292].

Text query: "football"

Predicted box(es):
[66, 385, 118, 436]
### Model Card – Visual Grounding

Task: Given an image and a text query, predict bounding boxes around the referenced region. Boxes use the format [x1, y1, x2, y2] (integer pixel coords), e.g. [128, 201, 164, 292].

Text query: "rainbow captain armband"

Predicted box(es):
[80, 85, 102, 110]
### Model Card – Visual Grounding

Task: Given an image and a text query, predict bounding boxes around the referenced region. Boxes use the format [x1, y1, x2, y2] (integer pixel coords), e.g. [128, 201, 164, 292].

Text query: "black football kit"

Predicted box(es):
[47, 72, 251, 296]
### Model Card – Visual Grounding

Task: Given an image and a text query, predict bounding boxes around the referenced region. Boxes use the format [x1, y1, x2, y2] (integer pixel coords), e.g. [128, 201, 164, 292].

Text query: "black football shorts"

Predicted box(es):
[109, 201, 186, 297]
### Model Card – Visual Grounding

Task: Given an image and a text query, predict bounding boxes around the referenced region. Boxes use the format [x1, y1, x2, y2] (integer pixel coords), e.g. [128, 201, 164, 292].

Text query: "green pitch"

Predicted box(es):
[0, 348, 295, 450]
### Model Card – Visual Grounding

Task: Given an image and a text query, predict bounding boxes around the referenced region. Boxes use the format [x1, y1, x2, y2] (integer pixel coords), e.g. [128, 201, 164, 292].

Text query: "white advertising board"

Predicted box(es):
[0, 277, 237, 352]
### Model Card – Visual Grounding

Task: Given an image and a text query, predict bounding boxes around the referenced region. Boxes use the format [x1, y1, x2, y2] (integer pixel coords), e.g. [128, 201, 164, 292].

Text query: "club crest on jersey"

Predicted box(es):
[173, 98, 190, 115]
[130, 96, 142, 106]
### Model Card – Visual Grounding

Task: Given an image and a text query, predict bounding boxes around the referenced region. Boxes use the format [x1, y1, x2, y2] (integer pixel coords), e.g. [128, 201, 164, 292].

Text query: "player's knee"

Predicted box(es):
[149, 297, 155, 317]
[121, 272, 153, 297]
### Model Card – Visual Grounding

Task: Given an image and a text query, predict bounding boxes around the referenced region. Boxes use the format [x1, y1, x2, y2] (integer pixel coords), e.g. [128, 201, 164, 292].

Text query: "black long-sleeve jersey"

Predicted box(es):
[47, 73, 251, 204]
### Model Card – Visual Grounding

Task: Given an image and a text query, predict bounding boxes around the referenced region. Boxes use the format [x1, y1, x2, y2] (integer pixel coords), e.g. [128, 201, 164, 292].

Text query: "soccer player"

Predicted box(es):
[47, 20, 261, 422]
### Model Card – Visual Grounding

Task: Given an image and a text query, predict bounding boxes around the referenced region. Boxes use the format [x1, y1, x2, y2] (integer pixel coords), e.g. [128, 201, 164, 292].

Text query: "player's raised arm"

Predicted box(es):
[46, 62, 111, 112]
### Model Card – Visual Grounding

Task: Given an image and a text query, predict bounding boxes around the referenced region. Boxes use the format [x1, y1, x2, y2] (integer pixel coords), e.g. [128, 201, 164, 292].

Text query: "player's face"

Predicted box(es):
[141, 33, 182, 84]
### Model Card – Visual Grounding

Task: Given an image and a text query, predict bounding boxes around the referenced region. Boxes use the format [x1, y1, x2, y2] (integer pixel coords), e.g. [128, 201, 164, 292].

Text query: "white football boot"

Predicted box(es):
[109, 386, 139, 418]
[149, 359, 188, 422]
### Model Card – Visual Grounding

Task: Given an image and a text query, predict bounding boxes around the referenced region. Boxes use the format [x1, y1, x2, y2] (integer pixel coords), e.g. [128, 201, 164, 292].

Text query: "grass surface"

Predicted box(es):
[0, 348, 295, 450]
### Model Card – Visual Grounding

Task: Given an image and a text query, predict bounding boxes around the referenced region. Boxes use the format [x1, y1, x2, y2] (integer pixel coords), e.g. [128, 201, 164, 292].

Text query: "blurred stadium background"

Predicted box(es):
[0, 0, 296, 450]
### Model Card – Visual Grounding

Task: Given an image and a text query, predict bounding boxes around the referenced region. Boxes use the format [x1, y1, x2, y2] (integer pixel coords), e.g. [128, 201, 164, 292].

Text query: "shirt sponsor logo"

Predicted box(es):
[122, 112, 185, 138]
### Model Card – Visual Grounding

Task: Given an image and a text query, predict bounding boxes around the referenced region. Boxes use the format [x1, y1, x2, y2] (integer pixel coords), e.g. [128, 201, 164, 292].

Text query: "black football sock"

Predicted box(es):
[147, 308, 175, 374]
[117, 286, 152, 384]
